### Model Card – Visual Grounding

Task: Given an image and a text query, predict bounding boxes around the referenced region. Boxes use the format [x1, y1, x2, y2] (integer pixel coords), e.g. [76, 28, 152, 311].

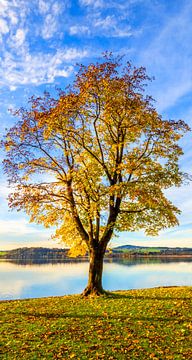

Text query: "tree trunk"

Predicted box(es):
[83, 247, 105, 296]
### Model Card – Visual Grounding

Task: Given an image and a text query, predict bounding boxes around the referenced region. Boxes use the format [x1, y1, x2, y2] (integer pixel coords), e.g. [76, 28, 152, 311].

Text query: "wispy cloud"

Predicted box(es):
[73, 2, 134, 39]
[0, 17, 9, 37]
[0, 47, 88, 88]
[38, 0, 51, 14]
[41, 14, 58, 40]
[0, 0, 140, 90]
[79, 0, 145, 10]
[0, 0, 88, 90]
[93, 15, 132, 38]
[0, 218, 43, 236]
[1, 55, 61, 87]
[79, 0, 104, 8]
[69, 25, 90, 36]
[40, 1, 64, 40]
[138, 2, 192, 112]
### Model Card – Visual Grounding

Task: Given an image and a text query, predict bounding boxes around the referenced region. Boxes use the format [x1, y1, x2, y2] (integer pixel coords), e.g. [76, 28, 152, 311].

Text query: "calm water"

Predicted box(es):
[0, 258, 192, 300]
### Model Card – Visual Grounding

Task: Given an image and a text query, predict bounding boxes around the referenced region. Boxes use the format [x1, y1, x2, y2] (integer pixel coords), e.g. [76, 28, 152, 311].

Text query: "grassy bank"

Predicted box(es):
[1, 287, 192, 359]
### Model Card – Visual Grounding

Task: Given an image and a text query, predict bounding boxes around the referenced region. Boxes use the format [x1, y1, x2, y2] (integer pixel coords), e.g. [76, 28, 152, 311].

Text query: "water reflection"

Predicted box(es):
[0, 260, 89, 300]
[0, 258, 191, 300]
[112, 256, 192, 266]
[2, 256, 192, 266]
[0, 258, 88, 266]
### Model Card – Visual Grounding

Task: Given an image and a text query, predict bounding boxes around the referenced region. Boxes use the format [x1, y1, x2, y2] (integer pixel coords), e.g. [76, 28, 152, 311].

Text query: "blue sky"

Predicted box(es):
[0, 0, 191, 250]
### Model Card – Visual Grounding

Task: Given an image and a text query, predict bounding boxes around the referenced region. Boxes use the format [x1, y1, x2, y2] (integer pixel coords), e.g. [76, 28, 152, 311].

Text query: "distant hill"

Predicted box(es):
[113, 245, 192, 255]
[114, 245, 146, 250]
[0, 247, 69, 260]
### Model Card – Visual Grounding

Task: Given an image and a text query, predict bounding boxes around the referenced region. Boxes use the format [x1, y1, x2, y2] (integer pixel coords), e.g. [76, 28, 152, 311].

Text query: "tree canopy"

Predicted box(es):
[2, 54, 189, 294]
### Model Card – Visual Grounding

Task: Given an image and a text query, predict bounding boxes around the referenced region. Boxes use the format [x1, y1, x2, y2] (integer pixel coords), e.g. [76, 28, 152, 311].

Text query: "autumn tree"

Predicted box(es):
[2, 55, 189, 295]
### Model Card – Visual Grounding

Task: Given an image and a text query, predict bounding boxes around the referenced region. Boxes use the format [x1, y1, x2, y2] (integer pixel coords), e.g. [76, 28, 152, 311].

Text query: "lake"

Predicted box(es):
[0, 258, 192, 300]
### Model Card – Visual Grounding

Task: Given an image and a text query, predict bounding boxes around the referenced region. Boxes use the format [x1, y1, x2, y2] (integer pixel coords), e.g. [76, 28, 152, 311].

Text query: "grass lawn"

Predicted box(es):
[0, 287, 192, 359]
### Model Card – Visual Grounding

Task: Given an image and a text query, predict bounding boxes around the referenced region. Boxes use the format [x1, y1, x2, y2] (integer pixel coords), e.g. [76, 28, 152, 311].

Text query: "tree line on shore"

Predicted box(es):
[0, 245, 192, 260]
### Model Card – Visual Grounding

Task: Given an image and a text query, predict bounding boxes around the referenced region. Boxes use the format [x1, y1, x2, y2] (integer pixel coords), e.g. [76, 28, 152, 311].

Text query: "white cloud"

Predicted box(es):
[0, 0, 89, 89]
[0, 48, 89, 89]
[38, 0, 50, 14]
[0, 218, 41, 236]
[112, 28, 133, 38]
[9, 85, 17, 91]
[0, 238, 61, 250]
[52, 2, 62, 15]
[0, 17, 9, 34]
[41, 13, 58, 39]
[94, 15, 115, 29]
[0, 0, 134, 90]
[77, 3, 133, 39]
[40, 1, 64, 39]
[38, 0, 62, 15]
[69, 25, 90, 36]
[0, 0, 9, 15]
[79, 0, 104, 8]
[79, 0, 143, 11]
[57, 48, 88, 61]
[12, 28, 26, 47]
[94, 16, 133, 38]
[7, 9, 18, 25]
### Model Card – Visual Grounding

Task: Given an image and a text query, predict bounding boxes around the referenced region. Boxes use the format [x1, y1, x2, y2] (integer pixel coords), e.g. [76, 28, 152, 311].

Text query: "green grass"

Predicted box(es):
[1, 287, 192, 359]
[114, 248, 161, 254]
[136, 248, 161, 254]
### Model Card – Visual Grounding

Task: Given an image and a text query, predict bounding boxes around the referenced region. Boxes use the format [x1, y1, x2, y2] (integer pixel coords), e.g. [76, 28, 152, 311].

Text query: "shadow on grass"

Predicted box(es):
[105, 289, 192, 301]
[18, 310, 191, 324]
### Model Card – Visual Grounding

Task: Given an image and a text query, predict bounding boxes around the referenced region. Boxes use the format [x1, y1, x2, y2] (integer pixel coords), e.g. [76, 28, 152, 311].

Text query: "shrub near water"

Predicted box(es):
[1, 287, 192, 359]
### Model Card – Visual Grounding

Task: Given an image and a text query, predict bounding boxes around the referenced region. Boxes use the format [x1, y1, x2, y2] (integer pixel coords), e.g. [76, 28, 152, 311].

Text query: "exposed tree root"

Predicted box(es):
[82, 286, 107, 297]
